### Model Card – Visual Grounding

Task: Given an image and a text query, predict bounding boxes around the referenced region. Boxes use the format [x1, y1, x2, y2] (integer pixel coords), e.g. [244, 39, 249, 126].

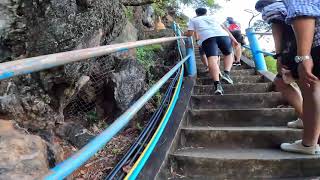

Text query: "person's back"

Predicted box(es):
[186, 7, 238, 95]
[189, 15, 228, 44]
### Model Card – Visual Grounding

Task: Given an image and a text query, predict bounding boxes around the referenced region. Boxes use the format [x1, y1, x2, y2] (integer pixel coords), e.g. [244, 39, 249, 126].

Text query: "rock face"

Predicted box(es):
[0, 120, 49, 180]
[56, 122, 94, 149]
[0, 0, 127, 130]
[112, 59, 146, 111]
[1, 0, 126, 60]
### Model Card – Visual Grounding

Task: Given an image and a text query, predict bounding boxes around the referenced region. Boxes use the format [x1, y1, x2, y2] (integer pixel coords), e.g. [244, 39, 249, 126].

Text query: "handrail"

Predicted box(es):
[44, 54, 190, 180]
[243, 45, 275, 56]
[125, 66, 184, 180]
[253, 32, 272, 36]
[0, 37, 186, 80]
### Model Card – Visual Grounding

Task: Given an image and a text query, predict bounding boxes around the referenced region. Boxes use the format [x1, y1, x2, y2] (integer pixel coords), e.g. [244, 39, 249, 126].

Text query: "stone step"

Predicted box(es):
[169, 148, 320, 179]
[197, 69, 256, 77]
[196, 75, 265, 85]
[193, 83, 273, 95]
[191, 92, 284, 109]
[178, 127, 301, 149]
[185, 108, 296, 127]
[197, 65, 250, 71]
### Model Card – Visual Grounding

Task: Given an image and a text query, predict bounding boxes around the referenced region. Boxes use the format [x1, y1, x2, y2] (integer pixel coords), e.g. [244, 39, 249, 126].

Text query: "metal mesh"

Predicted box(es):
[63, 57, 116, 122]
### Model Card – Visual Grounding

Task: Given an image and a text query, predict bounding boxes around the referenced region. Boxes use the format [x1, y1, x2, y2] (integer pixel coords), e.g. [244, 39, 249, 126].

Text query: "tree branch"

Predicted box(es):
[121, 0, 158, 6]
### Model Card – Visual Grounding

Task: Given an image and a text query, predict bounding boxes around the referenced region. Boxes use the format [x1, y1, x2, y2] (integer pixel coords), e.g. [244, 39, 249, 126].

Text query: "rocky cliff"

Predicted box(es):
[0, 0, 180, 179]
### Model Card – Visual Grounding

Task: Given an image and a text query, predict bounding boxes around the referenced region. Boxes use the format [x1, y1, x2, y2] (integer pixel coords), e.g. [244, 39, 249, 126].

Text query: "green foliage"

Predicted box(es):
[243, 49, 253, 59]
[136, 45, 164, 106]
[265, 56, 277, 74]
[153, 92, 162, 107]
[136, 44, 162, 69]
[136, 122, 143, 131]
[242, 50, 277, 74]
[179, 0, 216, 8]
[152, 3, 167, 17]
[152, 0, 219, 18]
[252, 20, 271, 32]
[86, 110, 99, 124]
[124, 6, 134, 22]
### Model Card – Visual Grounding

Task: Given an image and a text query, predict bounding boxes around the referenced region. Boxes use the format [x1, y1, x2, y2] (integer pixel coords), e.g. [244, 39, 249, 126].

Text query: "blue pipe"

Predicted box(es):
[185, 37, 197, 77]
[246, 28, 268, 71]
[44, 55, 190, 180]
[257, 50, 274, 57]
[243, 45, 274, 57]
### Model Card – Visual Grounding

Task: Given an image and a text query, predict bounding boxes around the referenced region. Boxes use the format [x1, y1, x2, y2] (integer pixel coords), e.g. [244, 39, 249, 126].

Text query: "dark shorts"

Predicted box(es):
[312, 46, 320, 77]
[231, 30, 245, 45]
[199, 46, 205, 56]
[202, 36, 233, 58]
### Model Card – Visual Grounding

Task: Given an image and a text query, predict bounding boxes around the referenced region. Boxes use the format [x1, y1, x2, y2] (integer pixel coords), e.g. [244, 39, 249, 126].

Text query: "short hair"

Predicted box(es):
[195, 8, 207, 16]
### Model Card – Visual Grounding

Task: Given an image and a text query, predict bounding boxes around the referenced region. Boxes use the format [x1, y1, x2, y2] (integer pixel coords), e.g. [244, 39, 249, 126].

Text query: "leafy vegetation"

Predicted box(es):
[136, 44, 162, 70]
[124, 6, 134, 22]
[252, 20, 271, 32]
[179, 0, 218, 8]
[137, 45, 164, 106]
[86, 110, 99, 124]
[265, 56, 277, 74]
[242, 50, 277, 74]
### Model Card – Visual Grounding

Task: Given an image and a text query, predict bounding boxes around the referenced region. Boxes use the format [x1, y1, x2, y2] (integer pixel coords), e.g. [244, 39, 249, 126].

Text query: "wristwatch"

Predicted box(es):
[294, 55, 312, 63]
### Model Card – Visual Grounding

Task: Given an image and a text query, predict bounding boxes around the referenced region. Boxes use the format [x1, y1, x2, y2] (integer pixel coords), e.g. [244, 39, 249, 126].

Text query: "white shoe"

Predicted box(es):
[287, 118, 303, 129]
[281, 140, 320, 155]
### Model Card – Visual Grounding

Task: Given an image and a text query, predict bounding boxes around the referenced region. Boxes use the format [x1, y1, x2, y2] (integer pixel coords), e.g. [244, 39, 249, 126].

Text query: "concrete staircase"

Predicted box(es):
[157, 50, 320, 179]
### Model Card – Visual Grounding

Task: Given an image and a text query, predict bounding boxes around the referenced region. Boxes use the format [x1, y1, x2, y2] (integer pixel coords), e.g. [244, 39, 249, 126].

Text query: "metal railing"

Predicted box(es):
[244, 28, 275, 70]
[0, 22, 197, 179]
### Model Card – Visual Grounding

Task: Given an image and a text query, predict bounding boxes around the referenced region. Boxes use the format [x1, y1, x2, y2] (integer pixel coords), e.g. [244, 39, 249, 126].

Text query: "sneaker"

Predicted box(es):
[214, 84, 224, 95]
[287, 118, 303, 129]
[280, 140, 320, 155]
[220, 72, 234, 84]
[233, 62, 241, 66]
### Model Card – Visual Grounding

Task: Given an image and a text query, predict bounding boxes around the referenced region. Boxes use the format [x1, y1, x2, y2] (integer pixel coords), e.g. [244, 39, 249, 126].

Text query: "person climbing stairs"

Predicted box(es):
[157, 49, 320, 179]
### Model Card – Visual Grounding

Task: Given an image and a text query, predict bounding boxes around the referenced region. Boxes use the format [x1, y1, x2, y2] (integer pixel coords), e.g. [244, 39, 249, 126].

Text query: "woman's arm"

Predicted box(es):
[221, 24, 238, 45]
[272, 23, 285, 74]
[185, 30, 194, 37]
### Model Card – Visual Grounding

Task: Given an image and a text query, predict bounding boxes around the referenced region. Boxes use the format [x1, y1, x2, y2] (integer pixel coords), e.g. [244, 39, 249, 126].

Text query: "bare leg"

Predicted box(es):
[298, 80, 320, 146]
[223, 53, 233, 72]
[234, 44, 242, 63]
[274, 78, 303, 118]
[207, 56, 220, 81]
[292, 17, 319, 146]
[201, 54, 208, 67]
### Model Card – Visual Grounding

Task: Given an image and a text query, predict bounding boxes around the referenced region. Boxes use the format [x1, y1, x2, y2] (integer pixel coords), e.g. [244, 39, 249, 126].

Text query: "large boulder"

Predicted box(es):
[111, 20, 138, 59]
[0, 0, 126, 60]
[112, 59, 146, 111]
[0, 120, 49, 180]
[56, 122, 94, 149]
[0, 0, 127, 130]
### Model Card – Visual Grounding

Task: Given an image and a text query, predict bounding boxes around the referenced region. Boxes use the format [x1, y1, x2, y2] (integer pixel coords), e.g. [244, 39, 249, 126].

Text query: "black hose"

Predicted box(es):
[105, 68, 181, 180]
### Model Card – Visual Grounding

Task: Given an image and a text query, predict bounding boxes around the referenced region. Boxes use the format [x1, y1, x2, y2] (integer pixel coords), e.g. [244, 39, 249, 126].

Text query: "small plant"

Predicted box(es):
[112, 148, 121, 155]
[124, 6, 134, 22]
[136, 122, 143, 131]
[86, 110, 99, 124]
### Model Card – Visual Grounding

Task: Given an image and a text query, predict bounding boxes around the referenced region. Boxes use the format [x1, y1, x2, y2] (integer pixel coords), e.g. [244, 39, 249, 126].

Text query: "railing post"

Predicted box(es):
[245, 28, 267, 71]
[185, 37, 197, 76]
[172, 22, 196, 77]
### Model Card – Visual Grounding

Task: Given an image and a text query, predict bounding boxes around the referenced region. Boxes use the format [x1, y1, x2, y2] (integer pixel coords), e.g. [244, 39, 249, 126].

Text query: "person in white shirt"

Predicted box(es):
[185, 8, 239, 95]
